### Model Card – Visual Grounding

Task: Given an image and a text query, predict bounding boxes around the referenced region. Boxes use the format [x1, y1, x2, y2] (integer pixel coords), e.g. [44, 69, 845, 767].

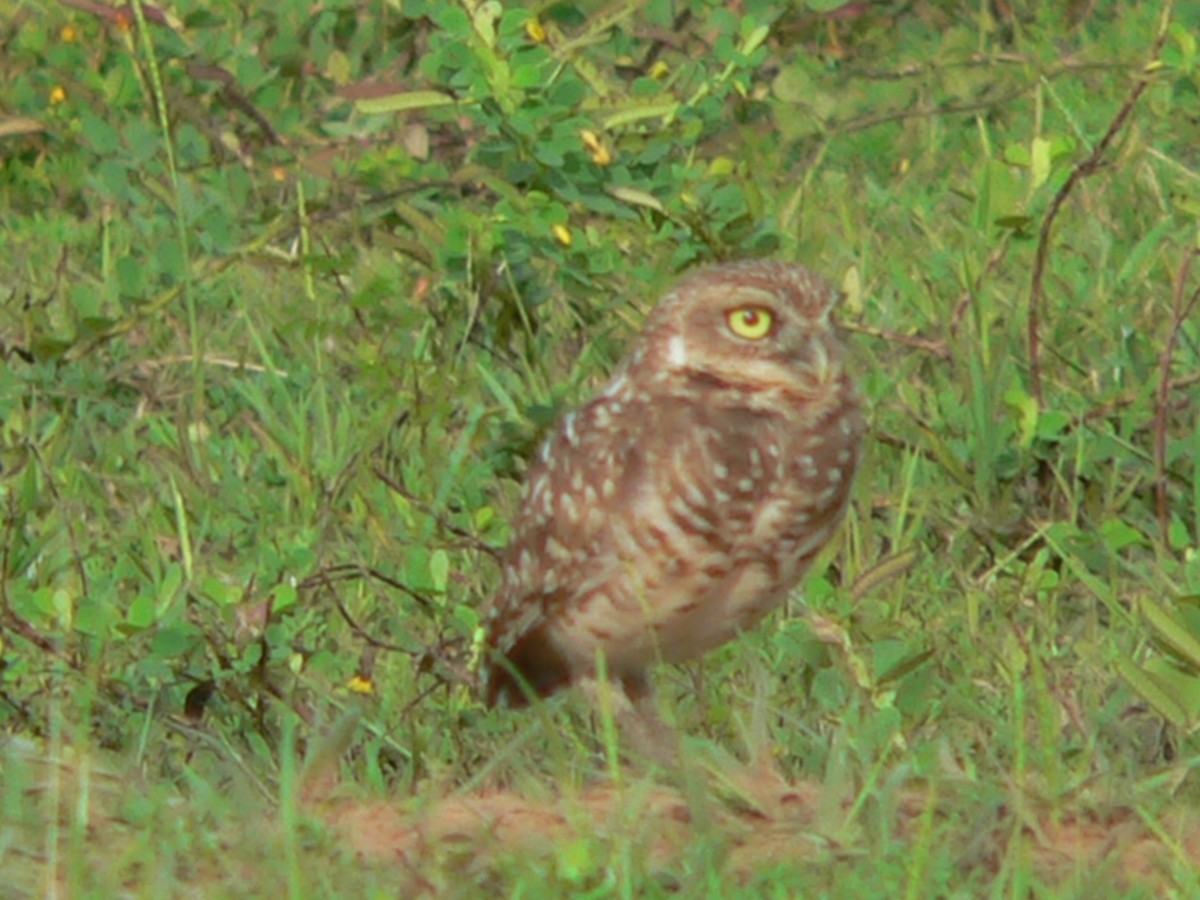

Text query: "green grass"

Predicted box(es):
[3, 0, 1200, 895]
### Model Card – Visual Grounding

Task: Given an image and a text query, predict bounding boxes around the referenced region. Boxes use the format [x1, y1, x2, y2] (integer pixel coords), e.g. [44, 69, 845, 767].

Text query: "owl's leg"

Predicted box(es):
[604, 677, 787, 822]
[578, 673, 681, 768]
[621, 674, 684, 767]
[581, 675, 787, 817]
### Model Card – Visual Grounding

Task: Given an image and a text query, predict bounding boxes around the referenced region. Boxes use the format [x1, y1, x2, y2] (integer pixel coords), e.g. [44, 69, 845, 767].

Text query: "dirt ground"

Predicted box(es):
[314, 762, 1200, 893]
[8, 738, 1199, 894]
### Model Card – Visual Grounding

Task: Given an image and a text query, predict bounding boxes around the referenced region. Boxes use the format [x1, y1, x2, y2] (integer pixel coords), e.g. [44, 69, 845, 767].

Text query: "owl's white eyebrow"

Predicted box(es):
[667, 335, 688, 367]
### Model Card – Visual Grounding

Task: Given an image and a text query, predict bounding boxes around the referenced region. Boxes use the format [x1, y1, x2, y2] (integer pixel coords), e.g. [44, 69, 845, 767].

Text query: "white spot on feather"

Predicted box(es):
[682, 480, 707, 507]
[668, 334, 688, 367]
[561, 493, 580, 523]
[546, 538, 572, 562]
[601, 372, 629, 399]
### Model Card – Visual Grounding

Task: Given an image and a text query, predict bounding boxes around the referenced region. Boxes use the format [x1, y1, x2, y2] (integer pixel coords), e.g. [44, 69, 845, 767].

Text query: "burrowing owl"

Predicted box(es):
[484, 261, 863, 715]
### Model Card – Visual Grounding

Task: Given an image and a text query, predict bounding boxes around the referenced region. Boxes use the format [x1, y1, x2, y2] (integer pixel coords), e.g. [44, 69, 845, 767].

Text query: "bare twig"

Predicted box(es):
[842, 321, 951, 360]
[126, 354, 290, 377]
[299, 562, 436, 611]
[854, 53, 1110, 81]
[833, 90, 1026, 137]
[303, 566, 476, 693]
[0, 339, 34, 364]
[186, 63, 282, 147]
[1155, 248, 1200, 542]
[319, 573, 426, 655]
[1082, 371, 1200, 423]
[373, 468, 501, 559]
[950, 240, 1011, 341]
[57, 0, 171, 27]
[1028, 11, 1172, 404]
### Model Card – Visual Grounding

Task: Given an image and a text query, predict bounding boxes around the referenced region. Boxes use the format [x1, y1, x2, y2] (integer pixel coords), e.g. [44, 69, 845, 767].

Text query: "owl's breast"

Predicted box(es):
[499, 376, 864, 685]
[544, 406, 836, 671]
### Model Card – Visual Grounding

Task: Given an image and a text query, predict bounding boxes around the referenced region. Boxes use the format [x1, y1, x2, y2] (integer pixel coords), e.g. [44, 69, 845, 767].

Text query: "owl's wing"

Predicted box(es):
[483, 392, 650, 706]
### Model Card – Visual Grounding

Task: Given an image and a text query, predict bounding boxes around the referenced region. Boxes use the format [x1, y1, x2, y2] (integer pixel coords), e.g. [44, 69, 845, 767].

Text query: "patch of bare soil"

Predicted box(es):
[313, 764, 1200, 892]
[7, 737, 1198, 894]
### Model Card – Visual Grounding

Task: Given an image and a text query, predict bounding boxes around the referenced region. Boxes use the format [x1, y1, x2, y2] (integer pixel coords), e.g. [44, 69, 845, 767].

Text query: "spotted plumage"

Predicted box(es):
[484, 261, 864, 708]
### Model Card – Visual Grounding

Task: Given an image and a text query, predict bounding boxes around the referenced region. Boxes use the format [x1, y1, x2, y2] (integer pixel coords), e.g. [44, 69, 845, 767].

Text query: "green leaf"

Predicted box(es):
[155, 240, 186, 283]
[1099, 519, 1145, 554]
[116, 256, 144, 298]
[452, 604, 480, 635]
[739, 23, 770, 57]
[1035, 410, 1071, 442]
[556, 838, 596, 883]
[356, 91, 459, 115]
[1140, 595, 1200, 672]
[976, 158, 1022, 231]
[474, 506, 495, 530]
[201, 577, 242, 606]
[1143, 658, 1200, 723]
[81, 111, 121, 155]
[875, 645, 935, 685]
[599, 100, 679, 129]
[472, 0, 503, 47]
[159, 564, 182, 614]
[151, 625, 197, 658]
[607, 185, 665, 213]
[1003, 386, 1038, 449]
[429, 549, 450, 593]
[1115, 657, 1189, 727]
[326, 50, 352, 86]
[128, 593, 156, 629]
[1030, 136, 1052, 191]
[273, 582, 298, 613]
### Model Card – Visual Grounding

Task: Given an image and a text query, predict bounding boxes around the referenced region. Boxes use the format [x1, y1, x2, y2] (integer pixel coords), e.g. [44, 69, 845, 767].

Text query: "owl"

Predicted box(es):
[483, 261, 863, 718]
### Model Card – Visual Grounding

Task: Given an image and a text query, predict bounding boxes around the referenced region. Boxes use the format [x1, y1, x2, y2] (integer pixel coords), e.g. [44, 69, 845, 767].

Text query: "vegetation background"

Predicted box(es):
[2, 0, 1199, 895]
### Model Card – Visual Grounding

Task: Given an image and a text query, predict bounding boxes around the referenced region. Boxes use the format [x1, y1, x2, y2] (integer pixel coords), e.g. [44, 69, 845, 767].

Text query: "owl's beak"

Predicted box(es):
[794, 334, 834, 384]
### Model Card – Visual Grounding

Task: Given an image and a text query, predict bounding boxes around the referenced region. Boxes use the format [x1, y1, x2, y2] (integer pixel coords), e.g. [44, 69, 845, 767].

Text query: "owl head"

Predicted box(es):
[626, 261, 846, 405]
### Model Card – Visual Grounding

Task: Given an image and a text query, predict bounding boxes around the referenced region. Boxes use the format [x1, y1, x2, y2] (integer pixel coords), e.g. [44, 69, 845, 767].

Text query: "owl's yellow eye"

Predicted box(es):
[725, 306, 774, 340]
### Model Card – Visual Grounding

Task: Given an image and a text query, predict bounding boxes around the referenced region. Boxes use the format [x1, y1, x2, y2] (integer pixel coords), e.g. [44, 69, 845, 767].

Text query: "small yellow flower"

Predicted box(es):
[60, 25, 79, 43]
[49, 86, 67, 105]
[347, 674, 375, 695]
[649, 61, 669, 80]
[270, 165, 288, 183]
[525, 18, 547, 44]
[552, 223, 572, 247]
[580, 129, 612, 166]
